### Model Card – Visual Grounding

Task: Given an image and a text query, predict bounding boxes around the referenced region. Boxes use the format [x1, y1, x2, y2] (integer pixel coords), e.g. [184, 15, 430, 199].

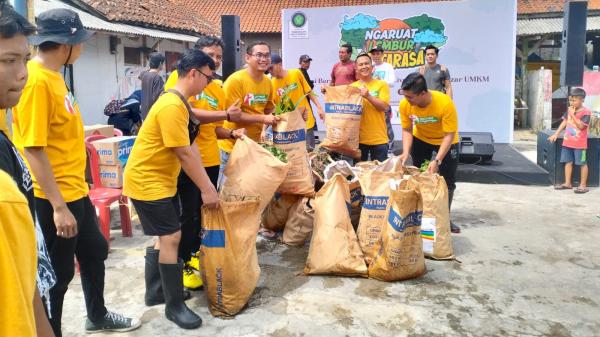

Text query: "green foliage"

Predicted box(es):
[261, 143, 288, 163]
[404, 14, 445, 33]
[420, 160, 430, 173]
[340, 29, 370, 51]
[274, 86, 315, 116]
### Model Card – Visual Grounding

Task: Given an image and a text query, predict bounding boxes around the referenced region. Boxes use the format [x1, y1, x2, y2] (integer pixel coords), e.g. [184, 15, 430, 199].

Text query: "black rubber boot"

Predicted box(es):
[145, 247, 191, 306]
[159, 260, 202, 329]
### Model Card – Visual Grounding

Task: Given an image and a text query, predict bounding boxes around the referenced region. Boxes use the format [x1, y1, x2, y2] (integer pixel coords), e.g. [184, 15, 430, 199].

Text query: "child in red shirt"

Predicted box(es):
[549, 88, 592, 193]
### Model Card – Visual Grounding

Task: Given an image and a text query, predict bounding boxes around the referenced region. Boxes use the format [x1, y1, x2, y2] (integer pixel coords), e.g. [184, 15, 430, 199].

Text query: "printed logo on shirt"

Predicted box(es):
[410, 115, 439, 124]
[369, 90, 380, 97]
[373, 70, 386, 80]
[12, 147, 32, 192]
[64, 92, 78, 115]
[244, 93, 268, 106]
[200, 92, 219, 109]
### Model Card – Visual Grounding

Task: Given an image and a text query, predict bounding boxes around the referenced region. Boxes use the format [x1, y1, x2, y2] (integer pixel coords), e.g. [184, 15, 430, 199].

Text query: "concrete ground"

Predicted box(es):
[60, 132, 600, 337]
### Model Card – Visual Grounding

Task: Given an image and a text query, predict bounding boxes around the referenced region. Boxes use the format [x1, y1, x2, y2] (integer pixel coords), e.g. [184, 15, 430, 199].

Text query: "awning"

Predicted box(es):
[518, 15, 600, 37]
[35, 0, 200, 42]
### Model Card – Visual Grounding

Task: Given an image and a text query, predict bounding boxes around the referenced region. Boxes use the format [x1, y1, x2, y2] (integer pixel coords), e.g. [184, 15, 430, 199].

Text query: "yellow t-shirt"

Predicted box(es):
[218, 69, 274, 153]
[351, 79, 390, 145]
[124, 92, 190, 201]
[12, 60, 89, 202]
[165, 71, 225, 167]
[271, 68, 315, 129]
[0, 108, 9, 137]
[0, 171, 37, 337]
[399, 90, 459, 145]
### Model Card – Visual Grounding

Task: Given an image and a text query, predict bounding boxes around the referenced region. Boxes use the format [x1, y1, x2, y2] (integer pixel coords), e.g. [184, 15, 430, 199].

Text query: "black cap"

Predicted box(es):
[29, 9, 94, 46]
[369, 46, 384, 53]
[271, 54, 282, 64]
[299, 54, 312, 62]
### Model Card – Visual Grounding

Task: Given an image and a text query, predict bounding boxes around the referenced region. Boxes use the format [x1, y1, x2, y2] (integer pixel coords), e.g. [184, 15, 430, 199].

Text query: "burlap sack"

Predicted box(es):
[281, 197, 314, 246]
[199, 196, 261, 317]
[323, 161, 363, 228]
[357, 170, 403, 264]
[408, 174, 454, 260]
[261, 194, 299, 232]
[221, 136, 290, 213]
[368, 188, 426, 282]
[321, 85, 363, 158]
[272, 108, 314, 196]
[304, 173, 367, 276]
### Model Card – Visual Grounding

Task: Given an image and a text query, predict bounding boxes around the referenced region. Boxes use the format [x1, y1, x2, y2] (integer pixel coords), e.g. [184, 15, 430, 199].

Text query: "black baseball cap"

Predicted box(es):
[369, 46, 384, 53]
[299, 54, 312, 62]
[29, 9, 94, 46]
[271, 54, 283, 64]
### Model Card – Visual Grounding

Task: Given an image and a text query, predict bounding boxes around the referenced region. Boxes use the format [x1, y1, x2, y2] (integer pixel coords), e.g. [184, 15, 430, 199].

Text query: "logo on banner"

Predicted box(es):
[339, 13, 447, 69]
[289, 11, 309, 39]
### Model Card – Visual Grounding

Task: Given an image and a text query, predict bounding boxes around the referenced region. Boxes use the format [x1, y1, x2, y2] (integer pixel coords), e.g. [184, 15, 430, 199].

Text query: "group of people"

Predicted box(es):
[0, 3, 465, 336]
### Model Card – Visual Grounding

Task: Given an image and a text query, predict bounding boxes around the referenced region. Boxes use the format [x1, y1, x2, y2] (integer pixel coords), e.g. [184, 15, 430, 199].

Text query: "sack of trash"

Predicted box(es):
[261, 194, 299, 232]
[221, 136, 289, 213]
[357, 170, 404, 264]
[304, 173, 367, 276]
[321, 85, 363, 159]
[282, 197, 314, 246]
[272, 108, 314, 196]
[368, 186, 426, 281]
[323, 160, 363, 228]
[408, 174, 454, 260]
[199, 195, 262, 317]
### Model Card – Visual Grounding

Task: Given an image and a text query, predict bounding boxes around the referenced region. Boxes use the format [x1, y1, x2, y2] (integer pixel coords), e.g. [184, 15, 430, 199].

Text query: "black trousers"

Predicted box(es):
[410, 137, 459, 194]
[36, 196, 108, 337]
[175, 165, 220, 261]
[359, 143, 389, 162]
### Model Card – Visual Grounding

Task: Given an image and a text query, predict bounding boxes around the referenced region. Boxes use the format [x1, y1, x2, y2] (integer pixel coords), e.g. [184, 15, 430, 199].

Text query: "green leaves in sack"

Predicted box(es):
[420, 160, 430, 173]
[274, 85, 318, 116]
[261, 143, 288, 163]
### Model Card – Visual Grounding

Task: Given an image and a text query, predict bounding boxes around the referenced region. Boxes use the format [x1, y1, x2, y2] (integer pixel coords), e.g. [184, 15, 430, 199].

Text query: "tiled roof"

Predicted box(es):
[177, 0, 600, 33]
[72, 0, 219, 35]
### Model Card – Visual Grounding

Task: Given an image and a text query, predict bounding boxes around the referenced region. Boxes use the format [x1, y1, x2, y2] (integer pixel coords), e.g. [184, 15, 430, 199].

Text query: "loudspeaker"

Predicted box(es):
[537, 129, 599, 187]
[560, 1, 588, 87]
[221, 15, 241, 81]
[458, 132, 495, 163]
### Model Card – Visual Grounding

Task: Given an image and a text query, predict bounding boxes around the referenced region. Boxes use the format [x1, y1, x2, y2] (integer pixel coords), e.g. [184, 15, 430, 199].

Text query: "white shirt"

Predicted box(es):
[373, 62, 396, 86]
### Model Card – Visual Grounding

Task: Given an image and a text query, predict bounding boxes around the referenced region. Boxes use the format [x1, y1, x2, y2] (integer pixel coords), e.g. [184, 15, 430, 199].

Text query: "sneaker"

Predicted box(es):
[183, 265, 203, 290]
[85, 311, 141, 334]
[188, 255, 200, 271]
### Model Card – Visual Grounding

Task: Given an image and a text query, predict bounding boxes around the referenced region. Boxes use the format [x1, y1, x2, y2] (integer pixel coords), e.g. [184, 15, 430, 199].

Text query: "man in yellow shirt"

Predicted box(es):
[350, 53, 390, 162]
[124, 49, 219, 330]
[218, 41, 279, 186]
[12, 9, 140, 336]
[163, 36, 244, 289]
[398, 72, 460, 233]
[0, 4, 55, 336]
[269, 54, 324, 148]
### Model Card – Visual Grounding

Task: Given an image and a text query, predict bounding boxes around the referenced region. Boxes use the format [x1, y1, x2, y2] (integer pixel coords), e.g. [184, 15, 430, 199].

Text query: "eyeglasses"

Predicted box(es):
[195, 68, 213, 83]
[250, 53, 271, 60]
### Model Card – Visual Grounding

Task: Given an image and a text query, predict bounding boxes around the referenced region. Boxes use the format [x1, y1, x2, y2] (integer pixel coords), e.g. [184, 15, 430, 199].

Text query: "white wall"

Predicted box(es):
[73, 32, 189, 125]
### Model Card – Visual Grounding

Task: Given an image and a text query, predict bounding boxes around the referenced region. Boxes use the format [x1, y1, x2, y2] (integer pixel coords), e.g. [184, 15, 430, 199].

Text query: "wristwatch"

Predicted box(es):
[434, 158, 442, 165]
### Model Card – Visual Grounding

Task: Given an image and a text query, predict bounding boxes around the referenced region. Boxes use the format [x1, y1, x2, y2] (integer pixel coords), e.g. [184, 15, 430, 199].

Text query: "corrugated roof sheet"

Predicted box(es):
[35, 0, 200, 42]
[518, 15, 600, 36]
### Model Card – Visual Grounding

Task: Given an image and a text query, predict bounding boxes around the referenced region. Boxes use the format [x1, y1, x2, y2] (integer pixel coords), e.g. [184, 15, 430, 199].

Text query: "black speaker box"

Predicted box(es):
[221, 15, 241, 80]
[560, 1, 588, 87]
[537, 129, 599, 187]
[458, 132, 495, 163]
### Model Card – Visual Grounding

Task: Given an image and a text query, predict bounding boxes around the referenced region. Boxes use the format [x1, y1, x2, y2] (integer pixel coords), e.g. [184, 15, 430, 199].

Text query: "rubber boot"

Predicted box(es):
[159, 260, 202, 329]
[448, 190, 461, 233]
[145, 247, 191, 306]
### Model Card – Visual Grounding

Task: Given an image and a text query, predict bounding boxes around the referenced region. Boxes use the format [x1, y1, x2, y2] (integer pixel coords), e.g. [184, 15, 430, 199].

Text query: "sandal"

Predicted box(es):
[258, 228, 278, 240]
[574, 187, 589, 194]
[554, 184, 572, 190]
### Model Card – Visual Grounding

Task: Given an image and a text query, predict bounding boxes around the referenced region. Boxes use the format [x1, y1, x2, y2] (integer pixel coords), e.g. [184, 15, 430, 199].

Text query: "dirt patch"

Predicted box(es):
[322, 277, 344, 289]
[332, 305, 354, 329]
[354, 278, 391, 299]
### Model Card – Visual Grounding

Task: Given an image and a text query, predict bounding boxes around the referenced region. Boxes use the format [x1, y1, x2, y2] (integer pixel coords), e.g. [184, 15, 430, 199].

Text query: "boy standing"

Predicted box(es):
[549, 88, 592, 193]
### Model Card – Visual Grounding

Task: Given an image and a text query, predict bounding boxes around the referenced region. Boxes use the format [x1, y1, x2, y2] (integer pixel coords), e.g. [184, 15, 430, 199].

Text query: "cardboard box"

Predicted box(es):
[99, 164, 123, 188]
[84, 124, 114, 138]
[92, 136, 136, 166]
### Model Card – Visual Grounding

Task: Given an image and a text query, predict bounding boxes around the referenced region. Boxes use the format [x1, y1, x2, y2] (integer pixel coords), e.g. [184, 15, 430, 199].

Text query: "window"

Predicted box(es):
[124, 47, 141, 65]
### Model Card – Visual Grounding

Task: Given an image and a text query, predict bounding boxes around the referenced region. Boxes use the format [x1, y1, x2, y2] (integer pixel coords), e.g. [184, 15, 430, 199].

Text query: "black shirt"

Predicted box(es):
[299, 68, 314, 89]
[0, 131, 35, 217]
[140, 70, 165, 120]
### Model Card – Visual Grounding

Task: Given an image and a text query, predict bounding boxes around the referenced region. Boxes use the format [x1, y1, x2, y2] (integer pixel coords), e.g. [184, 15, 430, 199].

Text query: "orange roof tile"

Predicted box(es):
[175, 0, 600, 34]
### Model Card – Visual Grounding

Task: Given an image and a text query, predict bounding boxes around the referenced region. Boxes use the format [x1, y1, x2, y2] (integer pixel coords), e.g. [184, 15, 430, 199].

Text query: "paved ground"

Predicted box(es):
[60, 133, 600, 337]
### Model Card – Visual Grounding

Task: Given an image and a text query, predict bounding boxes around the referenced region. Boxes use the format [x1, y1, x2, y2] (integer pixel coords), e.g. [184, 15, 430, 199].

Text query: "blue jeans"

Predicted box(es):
[217, 149, 231, 190]
[359, 143, 389, 162]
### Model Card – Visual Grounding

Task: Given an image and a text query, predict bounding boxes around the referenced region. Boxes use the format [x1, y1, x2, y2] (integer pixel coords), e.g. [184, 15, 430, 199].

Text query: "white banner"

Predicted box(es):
[282, 0, 517, 143]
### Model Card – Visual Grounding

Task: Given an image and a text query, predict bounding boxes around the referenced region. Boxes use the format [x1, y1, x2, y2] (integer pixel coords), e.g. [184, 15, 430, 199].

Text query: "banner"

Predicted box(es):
[282, 0, 517, 143]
